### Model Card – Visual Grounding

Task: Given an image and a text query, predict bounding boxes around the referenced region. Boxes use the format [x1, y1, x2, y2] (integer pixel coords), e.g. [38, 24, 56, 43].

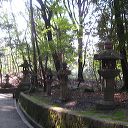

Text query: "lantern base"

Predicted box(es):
[96, 100, 116, 110]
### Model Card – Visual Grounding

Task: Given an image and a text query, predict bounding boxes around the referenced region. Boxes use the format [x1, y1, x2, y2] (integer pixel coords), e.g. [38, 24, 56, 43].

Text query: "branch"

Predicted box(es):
[36, 0, 48, 22]
[63, 0, 77, 25]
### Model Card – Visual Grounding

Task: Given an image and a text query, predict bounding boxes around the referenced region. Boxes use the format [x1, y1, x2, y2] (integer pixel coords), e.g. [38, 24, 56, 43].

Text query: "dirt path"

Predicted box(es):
[0, 94, 28, 128]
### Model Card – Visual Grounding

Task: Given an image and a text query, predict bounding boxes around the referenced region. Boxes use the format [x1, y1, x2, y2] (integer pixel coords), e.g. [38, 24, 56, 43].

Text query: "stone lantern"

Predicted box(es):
[19, 60, 31, 76]
[4, 74, 12, 88]
[94, 39, 122, 110]
[19, 60, 31, 90]
[58, 62, 71, 102]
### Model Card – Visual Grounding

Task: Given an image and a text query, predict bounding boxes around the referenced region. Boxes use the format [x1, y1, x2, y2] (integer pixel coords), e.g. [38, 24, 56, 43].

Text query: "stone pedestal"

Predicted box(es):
[96, 69, 120, 110]
[60, 80, 69, 102]
[96, 100, 116, 110]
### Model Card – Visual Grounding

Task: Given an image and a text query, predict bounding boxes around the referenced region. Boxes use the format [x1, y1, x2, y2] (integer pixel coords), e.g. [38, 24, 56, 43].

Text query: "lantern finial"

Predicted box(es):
[104, 38, 113, 50]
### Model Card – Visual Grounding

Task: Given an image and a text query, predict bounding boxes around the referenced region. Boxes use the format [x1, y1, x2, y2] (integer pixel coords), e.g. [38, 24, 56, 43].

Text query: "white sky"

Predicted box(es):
[0, 0, 98, 51]
[0, 0, 28, 31]
[10, 0, 28, 31]
[0, 0, 28, 45]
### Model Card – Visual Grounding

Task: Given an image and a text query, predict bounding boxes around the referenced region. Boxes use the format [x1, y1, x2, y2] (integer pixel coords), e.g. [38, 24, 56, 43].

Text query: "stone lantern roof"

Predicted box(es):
[94, 39, 122, 60]
[19, 60, 31, 68]
[94, 50, 122, 60]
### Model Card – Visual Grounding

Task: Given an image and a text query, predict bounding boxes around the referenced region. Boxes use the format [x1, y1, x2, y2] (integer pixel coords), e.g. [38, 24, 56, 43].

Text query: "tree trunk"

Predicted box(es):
[114, 0, 128, 90]
[31, 0, 49, 92]
[45, 21, 61, 72]
[120, 48, 128, 90]
[30, 0, 38, 91]
[77, 0, 84, 82]
[78, 36, 84, 81]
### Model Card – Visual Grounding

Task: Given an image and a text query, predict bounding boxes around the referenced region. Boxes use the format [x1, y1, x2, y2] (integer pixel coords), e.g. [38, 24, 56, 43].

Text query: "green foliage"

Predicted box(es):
[52, 17, 71, 30]
[97, 8, 111, 41]
[34, 1, 77, 67]
[50, 1, 66, 14]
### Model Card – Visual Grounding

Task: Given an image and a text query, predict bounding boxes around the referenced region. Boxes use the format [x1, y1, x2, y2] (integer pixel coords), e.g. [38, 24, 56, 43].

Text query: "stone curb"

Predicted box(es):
[15, 100, 43, 128]
[15, 100, 35, 128]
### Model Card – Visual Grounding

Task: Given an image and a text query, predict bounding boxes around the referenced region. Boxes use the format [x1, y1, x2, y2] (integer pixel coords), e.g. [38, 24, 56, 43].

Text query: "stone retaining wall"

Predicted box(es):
[18, 93, 128, 128]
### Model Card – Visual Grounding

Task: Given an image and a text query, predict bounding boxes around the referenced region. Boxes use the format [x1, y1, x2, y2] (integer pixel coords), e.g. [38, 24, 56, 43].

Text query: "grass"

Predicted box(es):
[79, 109, 127, 122]
[112, 110, 126, 121]
[27, 93, 61, 107]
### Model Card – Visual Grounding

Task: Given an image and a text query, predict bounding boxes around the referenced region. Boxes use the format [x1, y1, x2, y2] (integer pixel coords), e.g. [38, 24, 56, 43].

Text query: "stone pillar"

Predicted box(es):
[58, 62, 71, 102]
[46, 68, 53, 96]
[104, 79, 115, 102]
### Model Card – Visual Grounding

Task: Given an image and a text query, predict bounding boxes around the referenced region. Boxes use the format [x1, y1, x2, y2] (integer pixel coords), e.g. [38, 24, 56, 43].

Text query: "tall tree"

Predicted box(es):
[30, 0, 38, 90]
[114, 0, 128, 90]
[30, 0, 48, 92]
[36, 0, 61, 72]
[63, 0, 91, 81]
